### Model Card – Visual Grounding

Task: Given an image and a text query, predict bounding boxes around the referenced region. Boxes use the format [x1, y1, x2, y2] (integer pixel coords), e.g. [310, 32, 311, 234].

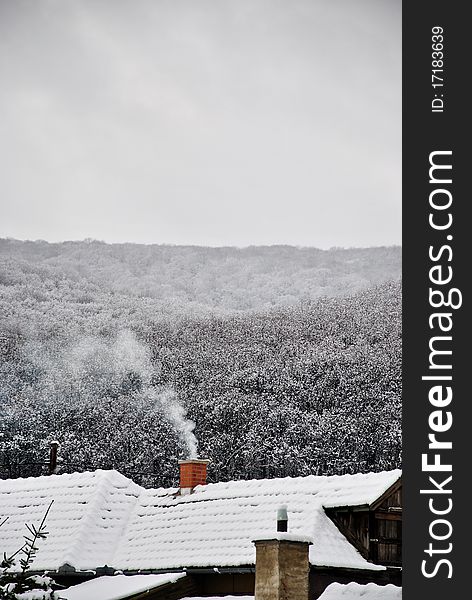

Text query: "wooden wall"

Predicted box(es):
[327, 480, 402, 567]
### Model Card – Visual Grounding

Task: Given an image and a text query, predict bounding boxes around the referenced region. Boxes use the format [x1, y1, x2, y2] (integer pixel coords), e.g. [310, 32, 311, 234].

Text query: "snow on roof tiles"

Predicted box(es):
[114, 470, 400, 571]
[319, 582, 402, 600]
[62, 573, 186, 600]
[0, 470, 141, 571]
[0, 468, 401, 573]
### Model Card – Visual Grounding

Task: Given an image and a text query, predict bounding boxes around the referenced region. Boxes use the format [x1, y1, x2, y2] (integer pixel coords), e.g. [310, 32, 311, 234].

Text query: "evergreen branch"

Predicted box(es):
[19, 500, 54, 576]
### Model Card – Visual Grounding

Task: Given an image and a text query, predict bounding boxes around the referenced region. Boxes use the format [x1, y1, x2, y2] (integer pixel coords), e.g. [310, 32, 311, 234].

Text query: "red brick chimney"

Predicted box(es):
[178, 459, 210, 495]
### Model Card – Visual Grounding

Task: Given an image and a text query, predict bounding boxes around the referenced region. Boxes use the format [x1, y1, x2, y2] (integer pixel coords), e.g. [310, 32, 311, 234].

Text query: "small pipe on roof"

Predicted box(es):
[48, 441, 60, 475]
[277, 505, 288, 532]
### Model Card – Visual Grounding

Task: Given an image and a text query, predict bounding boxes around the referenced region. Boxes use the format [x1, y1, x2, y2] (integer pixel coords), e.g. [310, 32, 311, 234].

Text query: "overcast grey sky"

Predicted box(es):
[0, 0, 400, 248]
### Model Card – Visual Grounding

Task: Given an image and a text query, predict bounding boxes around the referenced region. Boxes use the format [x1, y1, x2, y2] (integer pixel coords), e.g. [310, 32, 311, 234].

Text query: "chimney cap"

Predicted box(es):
[252, 533, 313, 545]
[178, 458, 210, 465]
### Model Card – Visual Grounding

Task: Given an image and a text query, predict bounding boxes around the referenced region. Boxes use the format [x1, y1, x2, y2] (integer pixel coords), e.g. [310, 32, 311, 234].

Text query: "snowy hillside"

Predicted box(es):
[0, 239, 401, 311]
[0, 241, 401, 486]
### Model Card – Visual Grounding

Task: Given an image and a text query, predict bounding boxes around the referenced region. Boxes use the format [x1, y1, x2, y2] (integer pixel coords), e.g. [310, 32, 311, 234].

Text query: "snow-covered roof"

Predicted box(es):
[61, 573, 186, 600]
[319, 582, 402, 600]
[114, 469, 400, 572]
[0, 470, 140, 571]
[0, 468, 401, 573]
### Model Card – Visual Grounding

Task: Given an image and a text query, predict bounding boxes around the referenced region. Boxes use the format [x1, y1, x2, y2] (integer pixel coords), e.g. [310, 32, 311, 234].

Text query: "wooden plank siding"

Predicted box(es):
[326, 478, 402, 567]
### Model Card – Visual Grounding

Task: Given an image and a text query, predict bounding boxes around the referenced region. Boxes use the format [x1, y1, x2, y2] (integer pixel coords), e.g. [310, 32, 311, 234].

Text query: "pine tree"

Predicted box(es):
[0, 501, 60, 599]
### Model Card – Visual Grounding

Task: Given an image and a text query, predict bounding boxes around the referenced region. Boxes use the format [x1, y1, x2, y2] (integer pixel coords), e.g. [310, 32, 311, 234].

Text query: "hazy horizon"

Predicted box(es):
[1, 236, 401, 250]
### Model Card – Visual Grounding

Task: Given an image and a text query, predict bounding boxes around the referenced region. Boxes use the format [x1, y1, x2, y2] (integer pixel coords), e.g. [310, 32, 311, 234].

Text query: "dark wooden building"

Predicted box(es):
[326, 476, 402, 567]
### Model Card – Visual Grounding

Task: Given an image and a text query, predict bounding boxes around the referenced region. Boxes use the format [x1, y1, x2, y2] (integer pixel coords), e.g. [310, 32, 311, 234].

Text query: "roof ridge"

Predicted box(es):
[146, 468, 403, 498]
[60, 470, 141, 569]
[0, 468, 125, 486]
[0, 468, 401, 490]
[60, 470, 113, 568]
[198, 468, 402, 489]
[108, 476, 146, 568]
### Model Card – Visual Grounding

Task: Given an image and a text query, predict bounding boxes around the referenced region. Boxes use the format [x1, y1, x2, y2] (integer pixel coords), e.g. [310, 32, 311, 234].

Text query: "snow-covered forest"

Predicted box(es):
[0, 240, 401, 487]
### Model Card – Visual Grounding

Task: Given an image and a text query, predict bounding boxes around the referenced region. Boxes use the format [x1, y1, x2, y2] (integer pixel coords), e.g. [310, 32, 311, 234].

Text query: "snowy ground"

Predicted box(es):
[319, 582, 402, 600]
